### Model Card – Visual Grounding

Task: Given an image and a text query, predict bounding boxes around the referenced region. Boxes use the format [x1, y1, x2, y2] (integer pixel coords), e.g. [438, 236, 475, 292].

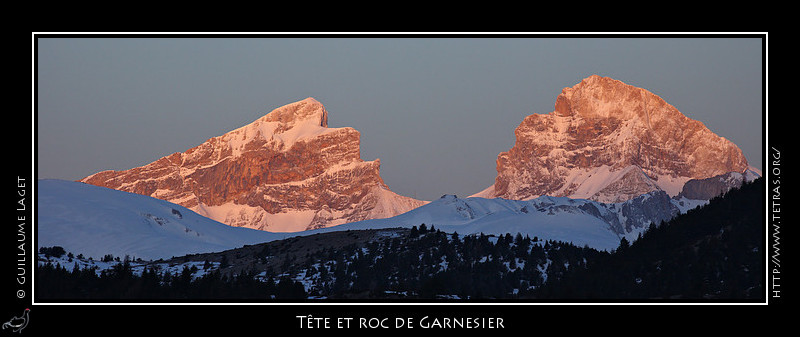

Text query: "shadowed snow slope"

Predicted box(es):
[37, 179, 285, 260]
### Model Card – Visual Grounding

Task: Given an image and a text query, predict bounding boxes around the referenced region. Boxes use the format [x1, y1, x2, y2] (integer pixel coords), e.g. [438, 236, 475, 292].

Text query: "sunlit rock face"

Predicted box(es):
[82, 97, 426, 232]
[474, 75, 751, 203]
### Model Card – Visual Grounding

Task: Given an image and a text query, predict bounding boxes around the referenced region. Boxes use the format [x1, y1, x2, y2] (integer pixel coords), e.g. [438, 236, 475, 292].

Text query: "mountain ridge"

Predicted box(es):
[306, 188, 709, 251]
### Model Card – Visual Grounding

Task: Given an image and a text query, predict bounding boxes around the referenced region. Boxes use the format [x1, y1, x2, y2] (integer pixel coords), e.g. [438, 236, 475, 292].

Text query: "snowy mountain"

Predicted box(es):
[306, 191, 709, 251]
[80, 97, 426, 232]
[37, 179, 288, 260]
[473, 75, 755, 203]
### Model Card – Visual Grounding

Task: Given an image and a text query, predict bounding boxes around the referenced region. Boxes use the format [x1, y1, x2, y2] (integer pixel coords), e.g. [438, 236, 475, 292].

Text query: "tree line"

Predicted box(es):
[36, 257, 306, 301]
[533, 178, 765, 300]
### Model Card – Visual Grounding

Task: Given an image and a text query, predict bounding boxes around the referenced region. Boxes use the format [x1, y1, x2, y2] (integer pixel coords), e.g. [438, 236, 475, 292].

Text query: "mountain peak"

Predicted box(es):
[218, 97, 336, 153]
[262, 97, 328, 128]
[554, 75, 671, 121]
[478, 75, 750, 202]
[81, 97, 425, 232]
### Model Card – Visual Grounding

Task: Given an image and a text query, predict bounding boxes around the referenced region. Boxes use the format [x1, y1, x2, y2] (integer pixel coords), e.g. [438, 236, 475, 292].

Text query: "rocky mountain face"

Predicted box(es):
[81, 97, 426, 232]
[678, 170, 760, 200]
[474, 75, 752, 203]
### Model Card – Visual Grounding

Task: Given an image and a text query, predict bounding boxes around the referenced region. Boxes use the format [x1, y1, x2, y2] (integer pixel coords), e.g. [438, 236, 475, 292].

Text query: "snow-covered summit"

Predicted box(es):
[265, 97, 328, 126]
[222, 97, 338, 155]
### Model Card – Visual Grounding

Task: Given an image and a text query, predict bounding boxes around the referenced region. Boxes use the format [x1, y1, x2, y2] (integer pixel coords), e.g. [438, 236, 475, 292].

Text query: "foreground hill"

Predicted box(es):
[37, 179, 283, 261]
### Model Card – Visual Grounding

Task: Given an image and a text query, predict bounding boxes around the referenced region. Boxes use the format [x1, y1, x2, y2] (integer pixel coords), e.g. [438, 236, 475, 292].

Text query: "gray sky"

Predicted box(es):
[36, 35, 764, 201]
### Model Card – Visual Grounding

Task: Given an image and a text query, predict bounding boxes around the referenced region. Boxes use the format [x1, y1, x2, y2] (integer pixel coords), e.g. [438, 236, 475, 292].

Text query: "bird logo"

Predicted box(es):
[1, 308, 29, 333]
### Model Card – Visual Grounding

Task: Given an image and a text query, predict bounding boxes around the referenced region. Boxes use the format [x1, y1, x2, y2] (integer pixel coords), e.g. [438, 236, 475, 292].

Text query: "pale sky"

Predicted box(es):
[36, 34, 764, 201]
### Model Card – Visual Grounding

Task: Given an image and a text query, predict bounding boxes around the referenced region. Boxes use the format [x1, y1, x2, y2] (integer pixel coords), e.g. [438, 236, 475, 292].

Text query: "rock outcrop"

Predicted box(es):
[678, 170, 760, 200]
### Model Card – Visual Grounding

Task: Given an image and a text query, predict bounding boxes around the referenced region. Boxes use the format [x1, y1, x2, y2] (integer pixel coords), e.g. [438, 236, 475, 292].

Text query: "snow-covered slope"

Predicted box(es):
[306, 192, 708, 251]
[37, 179, 286, 260]
[36, 177, 708, 262]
